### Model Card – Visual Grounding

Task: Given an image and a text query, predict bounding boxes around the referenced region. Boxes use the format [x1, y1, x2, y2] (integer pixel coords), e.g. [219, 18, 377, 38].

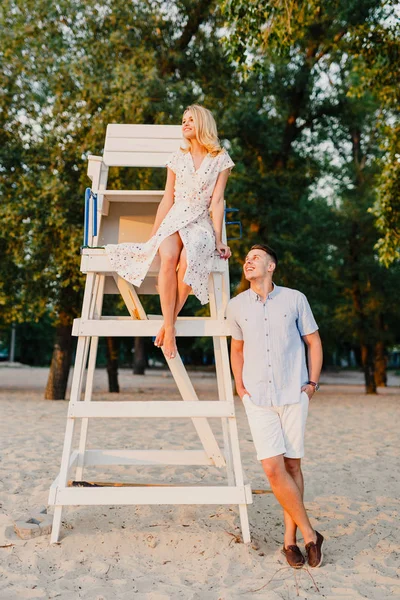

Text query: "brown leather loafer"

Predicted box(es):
[282, 544, 305, 568]
[305, 531, 324, 568]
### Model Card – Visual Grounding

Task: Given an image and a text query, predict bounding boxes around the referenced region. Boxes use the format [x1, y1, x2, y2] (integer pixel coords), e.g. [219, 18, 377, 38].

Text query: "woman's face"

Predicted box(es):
[182, 111, 196, 140]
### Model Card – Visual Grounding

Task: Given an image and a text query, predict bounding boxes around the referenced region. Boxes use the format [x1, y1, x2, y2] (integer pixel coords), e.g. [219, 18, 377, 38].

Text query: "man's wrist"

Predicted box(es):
[307, 380, 320, 391]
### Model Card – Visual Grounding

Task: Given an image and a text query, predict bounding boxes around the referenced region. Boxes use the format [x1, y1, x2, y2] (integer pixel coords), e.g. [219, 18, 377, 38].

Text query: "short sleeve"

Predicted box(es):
[218, 151, 235, 174]
[296, 293, 318, 336]
[165, 151, 179, 174]
[225, 300, 243, 340]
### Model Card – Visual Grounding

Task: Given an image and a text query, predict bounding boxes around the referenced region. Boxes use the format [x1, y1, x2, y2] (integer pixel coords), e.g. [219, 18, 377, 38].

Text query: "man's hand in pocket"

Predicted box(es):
[301, 384, 315, 400]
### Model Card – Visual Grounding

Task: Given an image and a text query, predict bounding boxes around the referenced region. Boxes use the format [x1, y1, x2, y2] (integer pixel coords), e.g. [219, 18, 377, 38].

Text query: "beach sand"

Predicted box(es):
[0, 367, 399, 599]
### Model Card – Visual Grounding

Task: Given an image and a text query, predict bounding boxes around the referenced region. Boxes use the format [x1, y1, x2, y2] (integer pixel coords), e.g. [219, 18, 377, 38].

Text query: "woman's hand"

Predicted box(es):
[216, 242, 231, 260]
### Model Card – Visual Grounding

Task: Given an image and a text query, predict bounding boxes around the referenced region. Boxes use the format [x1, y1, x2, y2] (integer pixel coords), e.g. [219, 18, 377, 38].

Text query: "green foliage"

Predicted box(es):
[1, 0, 399, 373]
[0, 0, 235, 331]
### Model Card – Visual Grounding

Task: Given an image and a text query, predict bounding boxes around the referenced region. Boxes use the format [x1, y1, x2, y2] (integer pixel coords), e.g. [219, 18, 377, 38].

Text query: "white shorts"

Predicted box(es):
[242, 391, 309, 461]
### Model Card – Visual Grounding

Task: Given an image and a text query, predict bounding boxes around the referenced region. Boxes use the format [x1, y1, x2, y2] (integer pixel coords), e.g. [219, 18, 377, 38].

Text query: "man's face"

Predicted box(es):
[243, 249, 273, 281]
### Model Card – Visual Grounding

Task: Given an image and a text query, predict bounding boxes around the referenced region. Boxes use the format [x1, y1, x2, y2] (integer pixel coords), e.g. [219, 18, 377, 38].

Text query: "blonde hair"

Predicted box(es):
[181, 104, 223, 157]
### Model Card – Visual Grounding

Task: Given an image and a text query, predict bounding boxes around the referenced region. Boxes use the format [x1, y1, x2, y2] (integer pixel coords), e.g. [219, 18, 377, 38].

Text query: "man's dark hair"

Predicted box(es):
[249, 244, 278, 267]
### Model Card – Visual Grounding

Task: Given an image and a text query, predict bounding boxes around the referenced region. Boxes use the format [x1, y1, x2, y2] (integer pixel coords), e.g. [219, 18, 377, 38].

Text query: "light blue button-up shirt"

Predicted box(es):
[226, 285, 319, 407]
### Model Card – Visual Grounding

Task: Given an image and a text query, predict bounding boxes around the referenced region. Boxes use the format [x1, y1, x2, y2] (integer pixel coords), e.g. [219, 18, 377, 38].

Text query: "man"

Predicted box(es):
[226, 244, 324, 568]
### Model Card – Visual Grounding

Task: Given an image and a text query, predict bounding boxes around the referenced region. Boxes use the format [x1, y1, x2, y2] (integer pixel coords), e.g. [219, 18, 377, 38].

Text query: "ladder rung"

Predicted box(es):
[72, 318, 230, 337]
[82, 449, 215, 466]
[80, 250, 227, 274]
[68, 401, 235, 419]
[53, 484, 252, 506]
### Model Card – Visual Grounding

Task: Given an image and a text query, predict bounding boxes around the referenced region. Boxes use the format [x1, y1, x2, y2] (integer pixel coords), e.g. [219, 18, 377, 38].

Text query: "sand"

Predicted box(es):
[0, 366, 399, 600]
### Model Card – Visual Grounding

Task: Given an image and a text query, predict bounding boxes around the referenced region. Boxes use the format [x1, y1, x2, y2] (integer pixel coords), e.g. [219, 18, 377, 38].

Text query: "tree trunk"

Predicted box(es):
[133, 337, 146, 375]
[106, 337, 119, 393]
[347, 129, 378, 393]
[374, 339, 387, 387]
[45, 322, 73, 400]
[361, 343, 376, 394]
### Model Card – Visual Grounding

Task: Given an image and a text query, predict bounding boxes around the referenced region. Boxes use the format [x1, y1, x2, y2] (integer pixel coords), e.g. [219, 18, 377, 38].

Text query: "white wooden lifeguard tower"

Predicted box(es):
[48, 124, 252, 544]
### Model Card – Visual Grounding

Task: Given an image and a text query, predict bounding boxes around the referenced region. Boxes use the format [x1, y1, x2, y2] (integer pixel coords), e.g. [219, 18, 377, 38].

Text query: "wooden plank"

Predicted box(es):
[80, 253, 227, 275]
[68, 401, 235, 419]
[106, 138, 180, 153]
[106, 124, 182, 139]
[99, 190, 164, 196]
[163, 353, 226, 468]
[101, 191, 163, 204]
[73, 318, 230, 337]
[67, 481, 269, 494]
[103, 151, 177, 168]
[75, 275, 105, 481]
[54, 484, 251, 506]
[209, 273, 235, 483]
[81, 449, 214, 466]
[48, 451, 79, 505]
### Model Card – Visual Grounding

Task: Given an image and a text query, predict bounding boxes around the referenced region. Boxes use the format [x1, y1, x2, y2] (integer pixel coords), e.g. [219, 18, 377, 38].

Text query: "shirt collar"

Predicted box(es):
[249, 283, 278, 303]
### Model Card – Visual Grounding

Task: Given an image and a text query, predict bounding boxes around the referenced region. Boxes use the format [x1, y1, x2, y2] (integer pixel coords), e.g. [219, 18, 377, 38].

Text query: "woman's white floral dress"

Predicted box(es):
[105, 149, 235, 305]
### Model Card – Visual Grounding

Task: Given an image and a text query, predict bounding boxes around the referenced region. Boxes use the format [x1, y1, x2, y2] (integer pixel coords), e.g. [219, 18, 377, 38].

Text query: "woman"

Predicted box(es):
[106, 104, 234, 359]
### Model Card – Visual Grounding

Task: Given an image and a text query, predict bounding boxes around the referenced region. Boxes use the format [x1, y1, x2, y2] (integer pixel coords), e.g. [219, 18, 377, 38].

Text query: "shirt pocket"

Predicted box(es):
[240, 314, 264, 343]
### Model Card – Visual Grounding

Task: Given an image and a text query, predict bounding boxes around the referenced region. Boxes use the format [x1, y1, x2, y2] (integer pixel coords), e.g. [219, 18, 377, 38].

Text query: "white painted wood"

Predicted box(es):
[115, 276, 148, 320]
[100, 191, 164, 204]
[50, 273, 98, 539]
[75, 275, 105, 481]
[228, 415, 251, 543]
[80, 250, 227, 275]
[87, 156, 103, 182]
[50, 418, 76, 542]
[82, 449, 214, 466]
[106, 138, 181, 153]
[68, 401, 235, 419]
[50, 123, 251, 545]
[55, 484, 251, 506]
[209, 274, 235, 484]
[106, 124, 182, 139]
[103, 151, 178, 168]
[86, 160, 109, 240]
[73, 318, 230, 337]
[50, 506, 63, 544]
[48, 451, 79, 504]
[95, 190, 164, 197]
[163, 351, 226, 468]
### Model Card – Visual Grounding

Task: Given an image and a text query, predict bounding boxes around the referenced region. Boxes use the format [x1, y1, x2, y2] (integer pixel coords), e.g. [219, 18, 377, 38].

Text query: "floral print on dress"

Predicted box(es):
[105, 148, 235, 305]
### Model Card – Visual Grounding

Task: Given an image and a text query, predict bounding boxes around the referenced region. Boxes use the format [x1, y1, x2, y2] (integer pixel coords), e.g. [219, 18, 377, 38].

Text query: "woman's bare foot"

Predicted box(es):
[163, 326, 177, 359]
[154, 325, 165, 348]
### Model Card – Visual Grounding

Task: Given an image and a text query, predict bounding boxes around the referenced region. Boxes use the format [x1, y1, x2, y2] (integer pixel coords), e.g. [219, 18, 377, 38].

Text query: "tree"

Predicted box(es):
[221, 0, 400, 391]
[1, 0, 236, 397]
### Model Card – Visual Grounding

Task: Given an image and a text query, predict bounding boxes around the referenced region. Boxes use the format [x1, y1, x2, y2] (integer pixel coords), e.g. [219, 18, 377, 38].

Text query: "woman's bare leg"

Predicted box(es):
[156, 247, 192, 347]
[155, 233, 182, 359]
[174, 247, 192, 317]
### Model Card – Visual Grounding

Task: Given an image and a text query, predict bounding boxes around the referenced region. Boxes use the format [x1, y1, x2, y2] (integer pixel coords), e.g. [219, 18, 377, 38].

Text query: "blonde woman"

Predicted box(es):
[106, 105, 234, 359]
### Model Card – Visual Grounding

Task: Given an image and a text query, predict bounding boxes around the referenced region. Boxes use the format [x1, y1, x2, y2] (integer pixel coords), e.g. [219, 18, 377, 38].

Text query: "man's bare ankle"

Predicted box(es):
[303, 529, 317, 545]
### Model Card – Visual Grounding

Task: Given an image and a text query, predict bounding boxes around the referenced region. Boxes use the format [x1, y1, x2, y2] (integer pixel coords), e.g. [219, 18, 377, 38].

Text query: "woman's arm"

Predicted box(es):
[210, 169, 231, 259]
[150, 168, 176, 237]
